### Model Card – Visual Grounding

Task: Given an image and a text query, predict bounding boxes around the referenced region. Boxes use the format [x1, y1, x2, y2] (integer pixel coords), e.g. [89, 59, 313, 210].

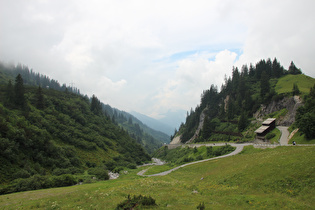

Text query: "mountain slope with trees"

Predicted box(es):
[0, 62, 169, 154]
[0, 68, 152, 194]
[175, 58, 315, 144]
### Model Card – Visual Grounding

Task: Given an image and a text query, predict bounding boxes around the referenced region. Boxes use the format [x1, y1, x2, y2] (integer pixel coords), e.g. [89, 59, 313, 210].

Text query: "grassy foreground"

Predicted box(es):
[0, 146, 314, 209]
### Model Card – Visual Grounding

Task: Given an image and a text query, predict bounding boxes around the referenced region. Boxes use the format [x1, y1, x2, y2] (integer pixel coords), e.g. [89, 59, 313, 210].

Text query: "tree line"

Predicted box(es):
[178, 58, 302, 143]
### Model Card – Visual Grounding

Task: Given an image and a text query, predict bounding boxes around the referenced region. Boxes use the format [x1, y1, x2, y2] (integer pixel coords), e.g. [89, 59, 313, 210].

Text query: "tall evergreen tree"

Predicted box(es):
[36, 86, 45, 109]
[288, 61, 302, 75]
[272, 58, 284, 78]
[260, 71, 270, 98]
[91, 94, 102, 115]
[238, 112, 248, 131]
[14, 74, 25, 108]
[227, 98, 235, 120]
[202, 116, 212, 139]
[5, 80, 14, 106]
[292, 83, 301, 96]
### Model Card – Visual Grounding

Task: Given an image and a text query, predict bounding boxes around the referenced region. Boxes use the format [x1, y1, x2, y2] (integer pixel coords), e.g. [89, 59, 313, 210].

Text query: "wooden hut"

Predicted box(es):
[255, 118, 276, 140]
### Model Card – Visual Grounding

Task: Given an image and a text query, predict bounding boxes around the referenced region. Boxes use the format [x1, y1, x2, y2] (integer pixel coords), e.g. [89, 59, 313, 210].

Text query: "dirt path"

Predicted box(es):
[137, 144, 248, 177]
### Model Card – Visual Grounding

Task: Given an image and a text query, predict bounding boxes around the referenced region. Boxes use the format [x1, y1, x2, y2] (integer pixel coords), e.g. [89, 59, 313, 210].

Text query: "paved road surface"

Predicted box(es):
[277, 126, 290, 145]
[137, 143, 249, 177]
[137, 127, 313, 177]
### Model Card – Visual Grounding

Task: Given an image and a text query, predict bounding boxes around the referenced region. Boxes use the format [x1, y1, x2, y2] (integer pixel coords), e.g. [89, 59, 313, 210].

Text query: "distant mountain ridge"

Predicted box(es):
[130, 111, 175, 136]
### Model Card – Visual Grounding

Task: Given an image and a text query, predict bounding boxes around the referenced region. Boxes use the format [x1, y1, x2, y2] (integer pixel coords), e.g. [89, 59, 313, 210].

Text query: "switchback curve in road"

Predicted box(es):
[137, 144, 248, 177]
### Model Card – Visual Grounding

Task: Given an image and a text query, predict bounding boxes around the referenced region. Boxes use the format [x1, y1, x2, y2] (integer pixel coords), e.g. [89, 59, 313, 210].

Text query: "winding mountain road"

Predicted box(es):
[137, 126, 312, 177]
[137, 143, 250, 177]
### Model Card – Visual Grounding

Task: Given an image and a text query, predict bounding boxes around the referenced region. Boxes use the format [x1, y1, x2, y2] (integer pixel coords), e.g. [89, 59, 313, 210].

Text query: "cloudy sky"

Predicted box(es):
[1, 0, 314, 120]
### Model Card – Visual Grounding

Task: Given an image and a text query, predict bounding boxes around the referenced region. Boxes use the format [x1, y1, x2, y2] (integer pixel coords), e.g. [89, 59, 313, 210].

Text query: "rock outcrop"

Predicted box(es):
[254, 96, 303, 126]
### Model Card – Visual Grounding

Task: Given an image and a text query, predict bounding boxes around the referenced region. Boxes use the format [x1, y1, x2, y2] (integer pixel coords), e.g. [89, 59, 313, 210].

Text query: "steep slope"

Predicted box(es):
[0, 74, 150, 191]
[103, 106, 170, 153]
[175, 58, 315, 144]
[0, 62, 169, 154]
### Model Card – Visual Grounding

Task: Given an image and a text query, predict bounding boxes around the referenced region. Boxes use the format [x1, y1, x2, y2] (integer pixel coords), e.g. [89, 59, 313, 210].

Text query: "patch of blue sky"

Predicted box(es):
[155, 44, 243, 64]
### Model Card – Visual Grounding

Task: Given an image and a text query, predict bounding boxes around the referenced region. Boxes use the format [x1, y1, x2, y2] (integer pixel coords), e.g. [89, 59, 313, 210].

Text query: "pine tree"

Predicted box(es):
[36, 86, 45, 109]
[292, 83, 300, 96]
[91, 94, 102, 114]
[202, 116, 212, 139]
[227, 98, 235, 120]
[238, 112, 248, 131]
[5, 80, 14, 106]
[14, 74, 25, 108]
[288, 61, 302, 75]
[260, 71, 270, 98]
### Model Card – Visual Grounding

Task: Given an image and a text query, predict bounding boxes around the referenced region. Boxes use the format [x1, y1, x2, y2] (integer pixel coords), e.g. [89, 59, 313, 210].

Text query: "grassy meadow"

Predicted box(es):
[0, 146, 314, 209]
[275, 74, 315, 95]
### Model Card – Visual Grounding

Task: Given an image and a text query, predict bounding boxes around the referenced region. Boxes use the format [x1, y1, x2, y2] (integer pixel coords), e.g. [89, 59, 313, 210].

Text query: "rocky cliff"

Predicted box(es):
[254, 96, 303, 126]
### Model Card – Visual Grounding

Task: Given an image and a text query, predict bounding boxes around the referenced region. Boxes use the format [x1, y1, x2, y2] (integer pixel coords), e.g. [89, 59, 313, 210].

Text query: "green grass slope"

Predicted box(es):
[275, 74, 315, 94]
[1, 146, 314, 209]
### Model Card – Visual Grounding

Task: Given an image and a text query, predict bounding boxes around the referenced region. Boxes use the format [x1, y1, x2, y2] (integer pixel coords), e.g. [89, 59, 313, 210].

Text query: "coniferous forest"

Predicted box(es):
[0, 58, 314, 195]
[0, 63, 153, 194]
[176, 58, 315, 143]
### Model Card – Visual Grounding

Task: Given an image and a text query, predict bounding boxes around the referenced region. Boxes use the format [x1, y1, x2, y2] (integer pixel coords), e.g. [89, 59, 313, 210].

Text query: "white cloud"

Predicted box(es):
[1, 0, 315, 122]
[150, 49, 237, 117]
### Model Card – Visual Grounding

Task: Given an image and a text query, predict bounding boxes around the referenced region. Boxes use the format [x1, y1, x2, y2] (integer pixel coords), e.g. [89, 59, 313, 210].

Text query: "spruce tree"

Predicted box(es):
[292, 83, 300, 96]
[14, 74, 25, 108]
[260, 71, 270, 98]
[91, 94, 102, 114]
[288, 61, 302, 75]
[5, 80, 14, 106]
[238, 112, 248, 131]
[36, 86, 45, 109]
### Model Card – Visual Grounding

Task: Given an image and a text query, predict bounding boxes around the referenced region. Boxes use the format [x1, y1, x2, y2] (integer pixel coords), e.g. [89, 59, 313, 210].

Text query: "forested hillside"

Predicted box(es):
[0, 68, 152, 194]
[102, 104, 170, 153]
[0, 62, 169, 154]
[176, 58, 315, 143]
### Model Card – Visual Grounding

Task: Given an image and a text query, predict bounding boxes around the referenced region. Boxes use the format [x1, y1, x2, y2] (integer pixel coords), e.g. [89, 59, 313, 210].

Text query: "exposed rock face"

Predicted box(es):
[254, 96, 303, 126]
[172, 96, 303, 144]
[185, 108, 207, 144]
[170, 135, 181, 144]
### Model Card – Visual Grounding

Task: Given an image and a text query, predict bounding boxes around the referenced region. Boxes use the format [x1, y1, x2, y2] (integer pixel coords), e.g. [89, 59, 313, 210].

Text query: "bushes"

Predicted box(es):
[88, 167, 109, 180]
[266, 133, 276, 140]
[116, 194, 157, 209]
[0, 174, 77, 195]
[154, 145, 235, 165]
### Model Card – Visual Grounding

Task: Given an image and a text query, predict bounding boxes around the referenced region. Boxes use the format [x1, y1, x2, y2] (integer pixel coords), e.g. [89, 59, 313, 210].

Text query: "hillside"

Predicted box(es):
[275, 74, 315, 94]
[103, 106, 170, 153]
[0, 62, 170, 154]
[0, 72, 153, 194]
[0, 146, 313, 209]
[174, 58, 315, 144]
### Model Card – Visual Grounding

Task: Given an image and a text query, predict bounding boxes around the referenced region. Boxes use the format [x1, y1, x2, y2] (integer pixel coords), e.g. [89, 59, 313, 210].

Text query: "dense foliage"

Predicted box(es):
[153, 145, 235, 165]
[116, 194, 157, 209]
[177, 58, 306, 143]
[295, 84, 315, 139]
[0, 62, 169, 154]
[0, 73, 151, 194]
[103, 105, 170, 153]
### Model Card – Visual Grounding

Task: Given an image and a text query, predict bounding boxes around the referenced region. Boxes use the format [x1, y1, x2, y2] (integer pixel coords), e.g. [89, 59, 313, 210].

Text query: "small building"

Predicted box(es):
[262, 118, 276, 130]
[255, 118, 276, 140]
